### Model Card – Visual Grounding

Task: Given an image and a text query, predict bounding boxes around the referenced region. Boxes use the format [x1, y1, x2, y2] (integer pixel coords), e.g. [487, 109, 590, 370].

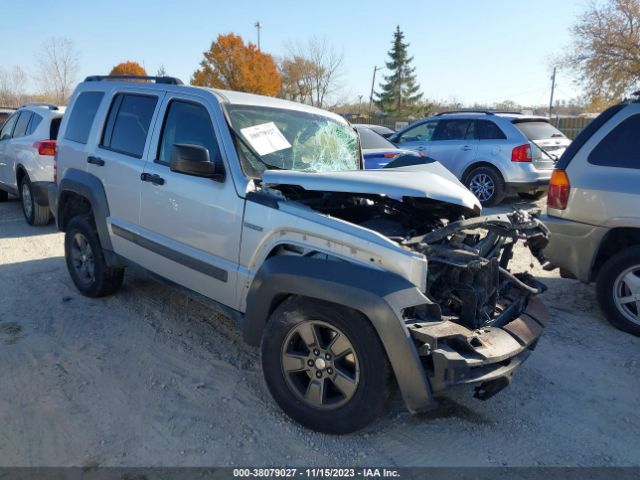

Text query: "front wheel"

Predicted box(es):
[64, 214, 124, 297]
[464, 166, 505, 207]
[261, 297, 394, 434]
[20, 175, 51, 226]
[596, 246, 640, 336]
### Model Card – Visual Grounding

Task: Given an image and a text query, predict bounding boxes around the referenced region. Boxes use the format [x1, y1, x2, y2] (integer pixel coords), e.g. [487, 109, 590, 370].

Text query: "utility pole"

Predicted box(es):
[368, 66, 383, 117]
[254, 21, 262, 50]
[549, 67, 557, 121]
[358, 94, 363, 116]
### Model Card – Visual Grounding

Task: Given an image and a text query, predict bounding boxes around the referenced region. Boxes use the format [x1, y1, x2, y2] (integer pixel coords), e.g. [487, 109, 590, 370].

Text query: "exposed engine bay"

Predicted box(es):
[268, 186, 550, 332]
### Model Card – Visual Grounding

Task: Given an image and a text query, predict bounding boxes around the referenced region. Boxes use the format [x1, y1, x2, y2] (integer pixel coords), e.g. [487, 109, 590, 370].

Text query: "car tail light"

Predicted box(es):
[34, 140, 56, 156]
[511, 144, 532, 162]
[547, 169, 570, 210]
[383, 153, 397, 158]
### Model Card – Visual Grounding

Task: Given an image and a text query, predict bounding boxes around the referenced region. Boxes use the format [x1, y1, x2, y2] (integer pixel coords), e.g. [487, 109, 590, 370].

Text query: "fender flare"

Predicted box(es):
[57, 169, 114, 252]
[244, 255, 437, 413]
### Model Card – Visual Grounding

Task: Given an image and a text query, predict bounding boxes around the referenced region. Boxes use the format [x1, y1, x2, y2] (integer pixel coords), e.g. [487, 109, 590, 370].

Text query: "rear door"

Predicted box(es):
[90, 90, 162, 233]
[428, 119, 478, 177]
[6, 111, 34, 189]
[0, 112, 20, 187]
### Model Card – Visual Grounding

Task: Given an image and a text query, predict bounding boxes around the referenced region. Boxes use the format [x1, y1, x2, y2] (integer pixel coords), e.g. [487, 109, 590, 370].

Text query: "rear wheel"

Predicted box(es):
[20, 175, 50, 226]
[518, 191, 546, 201]
[464, 166, 505, 207]
[596, 247, 640, 336]
[261, 297, 394, 434]
[64, 214, 124, 297]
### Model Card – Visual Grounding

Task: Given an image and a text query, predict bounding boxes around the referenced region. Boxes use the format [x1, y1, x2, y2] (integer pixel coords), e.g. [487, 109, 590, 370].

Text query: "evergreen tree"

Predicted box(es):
[375, 26, 422, 116]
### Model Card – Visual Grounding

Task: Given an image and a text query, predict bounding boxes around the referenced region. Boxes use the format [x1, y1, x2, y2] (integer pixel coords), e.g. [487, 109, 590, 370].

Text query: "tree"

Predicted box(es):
[566, 0, 640, 104]
[110, 61, 147, 76]
[0, 66, 28, 107]
[375, 26, 423, 116]
[156, 65, 167, 77]
[191, 33, 280, 96]
[35, 37, 80, 104]
[280, 38, 344, 108]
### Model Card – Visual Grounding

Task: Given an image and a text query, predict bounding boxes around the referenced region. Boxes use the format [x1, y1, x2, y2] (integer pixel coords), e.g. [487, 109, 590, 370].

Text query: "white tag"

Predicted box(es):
[240, 122, 291, 156]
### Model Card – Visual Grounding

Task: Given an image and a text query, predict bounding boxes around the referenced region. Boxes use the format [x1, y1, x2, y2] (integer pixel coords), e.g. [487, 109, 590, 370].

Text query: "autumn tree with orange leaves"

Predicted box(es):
[191, 33, 280, 96]
[110, 61, 147, 76]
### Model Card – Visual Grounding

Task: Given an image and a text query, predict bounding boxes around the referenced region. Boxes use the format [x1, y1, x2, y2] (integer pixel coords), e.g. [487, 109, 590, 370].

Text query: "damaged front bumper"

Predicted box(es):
[397, 208, 550, 410]
[407, 288, 548, 401]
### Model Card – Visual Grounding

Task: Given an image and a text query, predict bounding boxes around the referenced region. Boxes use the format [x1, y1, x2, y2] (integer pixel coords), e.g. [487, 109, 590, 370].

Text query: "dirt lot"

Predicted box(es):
[0, 196, 639, 467]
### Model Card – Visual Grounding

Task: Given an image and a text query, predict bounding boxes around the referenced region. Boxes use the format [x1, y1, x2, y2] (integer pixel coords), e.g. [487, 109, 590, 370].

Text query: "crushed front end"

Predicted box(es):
[402, 209, 550, 400]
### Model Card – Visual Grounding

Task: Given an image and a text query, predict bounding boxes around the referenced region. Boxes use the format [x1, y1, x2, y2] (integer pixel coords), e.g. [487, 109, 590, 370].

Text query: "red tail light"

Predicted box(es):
[511, 144, 532, 162]
[547, 169, 570, 210]
[34, 140, 56, 156]
[383, 153, 397, 158]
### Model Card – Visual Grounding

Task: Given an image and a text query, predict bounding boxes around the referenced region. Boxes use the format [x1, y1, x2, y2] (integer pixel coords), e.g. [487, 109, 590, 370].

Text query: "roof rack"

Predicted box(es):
[84, 75, 184, 85]
[19, 102, 59, 110]
[435, 109, 523, 116]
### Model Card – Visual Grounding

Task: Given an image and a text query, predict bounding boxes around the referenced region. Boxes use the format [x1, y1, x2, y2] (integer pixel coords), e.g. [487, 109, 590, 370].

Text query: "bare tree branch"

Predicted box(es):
[35, 37, 80, 104]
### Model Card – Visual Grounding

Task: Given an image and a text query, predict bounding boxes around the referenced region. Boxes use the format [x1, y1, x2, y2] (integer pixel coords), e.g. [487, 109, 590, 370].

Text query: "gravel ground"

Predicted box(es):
[0, 196, 638, 467]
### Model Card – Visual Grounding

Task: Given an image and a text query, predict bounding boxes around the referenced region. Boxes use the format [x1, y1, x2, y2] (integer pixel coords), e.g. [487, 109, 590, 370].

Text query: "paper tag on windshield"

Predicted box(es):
[240, 122, 291, 156]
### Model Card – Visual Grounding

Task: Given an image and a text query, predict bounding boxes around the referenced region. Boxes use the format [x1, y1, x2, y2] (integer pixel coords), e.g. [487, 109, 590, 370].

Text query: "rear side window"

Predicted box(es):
[49, 117, 61, 140]
[27, 113, 43, 135]
[514, 121, 565, 140]
[476, 120, 506, 140]
[13, 112, 32, 138]
[102, 93, 158, 158]
[588, 114, 640, 169]
[0, 113, 18, 140]
[432, 119, 475, 141]
[65, 91, 104, 144]
[157, 100, 221, 165]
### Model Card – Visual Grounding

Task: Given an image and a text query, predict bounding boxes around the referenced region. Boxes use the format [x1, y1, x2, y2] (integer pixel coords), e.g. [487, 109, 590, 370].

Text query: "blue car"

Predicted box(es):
[355, 125, 424, 169]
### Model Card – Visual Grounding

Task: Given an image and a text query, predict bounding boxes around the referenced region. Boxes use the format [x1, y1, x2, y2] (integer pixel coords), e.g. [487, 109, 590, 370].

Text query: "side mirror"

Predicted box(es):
[170, 144, 224, 181]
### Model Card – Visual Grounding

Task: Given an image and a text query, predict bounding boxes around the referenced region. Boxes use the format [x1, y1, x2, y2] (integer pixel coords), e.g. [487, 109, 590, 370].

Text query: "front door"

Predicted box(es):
[136, 94, 243, 308]
[394, 120, 438, 155]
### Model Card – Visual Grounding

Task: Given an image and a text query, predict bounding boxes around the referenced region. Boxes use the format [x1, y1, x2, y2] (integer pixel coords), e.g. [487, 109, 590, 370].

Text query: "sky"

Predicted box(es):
[0, 0, 586, 106]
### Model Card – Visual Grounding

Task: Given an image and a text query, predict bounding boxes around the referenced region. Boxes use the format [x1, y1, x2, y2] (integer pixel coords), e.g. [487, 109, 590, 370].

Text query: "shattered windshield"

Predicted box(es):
[226, 104, 361, 177]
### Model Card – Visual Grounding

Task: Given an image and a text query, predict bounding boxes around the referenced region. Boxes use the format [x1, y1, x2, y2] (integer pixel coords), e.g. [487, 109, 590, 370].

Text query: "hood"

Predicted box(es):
[262, 163, 482, 214]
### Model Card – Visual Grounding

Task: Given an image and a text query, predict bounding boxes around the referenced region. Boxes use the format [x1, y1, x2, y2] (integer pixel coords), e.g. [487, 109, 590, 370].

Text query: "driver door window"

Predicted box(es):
[157, 100, 222, 166]
[398, 121, 437, 143]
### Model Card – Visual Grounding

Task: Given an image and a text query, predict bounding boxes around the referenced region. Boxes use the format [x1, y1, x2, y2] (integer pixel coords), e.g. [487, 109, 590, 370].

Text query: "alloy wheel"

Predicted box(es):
[281, 320, 360, 410]
[21, 182, 33, 219]
[469, 173, 495, 202]
[70, 233, 96, 286]
[613, 265, 640, 326]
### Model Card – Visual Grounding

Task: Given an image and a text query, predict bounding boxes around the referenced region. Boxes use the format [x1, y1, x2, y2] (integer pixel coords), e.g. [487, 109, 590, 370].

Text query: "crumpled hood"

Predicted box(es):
[262, 162, 482, 214]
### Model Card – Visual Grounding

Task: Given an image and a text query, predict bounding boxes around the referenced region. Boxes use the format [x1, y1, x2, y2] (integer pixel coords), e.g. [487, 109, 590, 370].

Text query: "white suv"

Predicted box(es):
[49, 75, 551, 433]
[0, 103, 65, 225]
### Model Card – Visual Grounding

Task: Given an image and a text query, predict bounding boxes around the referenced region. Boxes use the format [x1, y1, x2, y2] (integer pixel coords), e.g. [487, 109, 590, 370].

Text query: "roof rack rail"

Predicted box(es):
[436, 109, 523, 116]
[84, 75, 184, 85]
[19, 102, 59, 110]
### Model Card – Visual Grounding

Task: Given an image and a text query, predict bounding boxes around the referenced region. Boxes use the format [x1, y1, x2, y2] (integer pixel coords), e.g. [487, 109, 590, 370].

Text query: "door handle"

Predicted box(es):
[140, 172, 165, 186]
[87, 155, 105, 166]
[417, 146, 426, 151]
[461, 146, 473, 151]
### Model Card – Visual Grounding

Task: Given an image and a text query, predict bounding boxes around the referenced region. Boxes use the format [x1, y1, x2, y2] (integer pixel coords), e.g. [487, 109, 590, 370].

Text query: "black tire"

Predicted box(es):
[20, 175, 51, 226]
[518, 191, 546, 201]
[0, 189, 8, 202]
[261, 297, 394, 434]
[464, 165, 506, 207]
[64, 214, 124, 297]
[596, 246, 640, 336]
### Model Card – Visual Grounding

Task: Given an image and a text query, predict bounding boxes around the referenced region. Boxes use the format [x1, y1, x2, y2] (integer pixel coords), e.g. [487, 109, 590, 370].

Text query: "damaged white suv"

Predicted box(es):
[49, 75, 550, 433]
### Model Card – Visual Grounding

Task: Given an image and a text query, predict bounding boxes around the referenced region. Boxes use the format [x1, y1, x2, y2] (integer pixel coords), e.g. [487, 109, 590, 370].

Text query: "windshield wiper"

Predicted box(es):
[529, 139, 558, 162]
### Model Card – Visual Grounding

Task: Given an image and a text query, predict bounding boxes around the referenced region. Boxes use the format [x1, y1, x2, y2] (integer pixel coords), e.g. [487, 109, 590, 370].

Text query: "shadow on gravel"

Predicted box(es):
[0, 199, 58, 239]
